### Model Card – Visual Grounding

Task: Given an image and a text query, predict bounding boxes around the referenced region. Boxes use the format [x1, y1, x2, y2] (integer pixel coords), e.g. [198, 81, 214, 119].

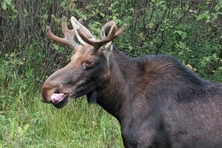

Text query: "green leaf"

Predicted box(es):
[42, 13, 48, 20]
[1, 1, 7, 10]
[5, 0, 11, 5]
[60, 1, 66, 7]
[52, 44, 59, 50]
[23, 9, 28, 17]
[174, 30, 183, 35]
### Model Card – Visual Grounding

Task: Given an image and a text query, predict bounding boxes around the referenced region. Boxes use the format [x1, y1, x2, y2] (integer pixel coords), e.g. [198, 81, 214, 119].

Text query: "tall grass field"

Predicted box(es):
[0, 59, 123, 148]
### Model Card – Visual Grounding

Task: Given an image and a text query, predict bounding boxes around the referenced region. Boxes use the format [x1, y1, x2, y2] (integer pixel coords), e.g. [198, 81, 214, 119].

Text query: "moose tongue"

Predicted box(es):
[51, 94, 64, 103]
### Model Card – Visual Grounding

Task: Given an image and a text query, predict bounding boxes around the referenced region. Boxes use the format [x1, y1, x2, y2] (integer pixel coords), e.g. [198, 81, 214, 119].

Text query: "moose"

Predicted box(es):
[41, 16, 222, 148]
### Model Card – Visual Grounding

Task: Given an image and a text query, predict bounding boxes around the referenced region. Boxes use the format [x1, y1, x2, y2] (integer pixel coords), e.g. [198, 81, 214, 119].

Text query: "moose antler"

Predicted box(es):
[46, 16, 80, 49]
[101, 21, 127, 39]
[46, 16, 127, 53]
[75, 20, 127, 52]
[70, 16, 96, 45]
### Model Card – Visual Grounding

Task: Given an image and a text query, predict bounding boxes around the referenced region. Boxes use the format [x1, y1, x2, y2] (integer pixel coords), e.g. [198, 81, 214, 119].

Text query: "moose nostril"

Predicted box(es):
[55, 89, 60, 94]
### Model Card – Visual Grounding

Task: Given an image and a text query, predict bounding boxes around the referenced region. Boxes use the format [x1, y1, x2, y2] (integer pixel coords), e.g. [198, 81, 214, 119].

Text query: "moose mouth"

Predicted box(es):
[50, 90, 96, 108]
[51, 93, 70, 108]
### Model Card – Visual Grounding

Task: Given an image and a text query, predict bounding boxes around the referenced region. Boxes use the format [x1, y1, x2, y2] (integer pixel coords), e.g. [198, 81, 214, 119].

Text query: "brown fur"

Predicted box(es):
[42, 38, 222, 148]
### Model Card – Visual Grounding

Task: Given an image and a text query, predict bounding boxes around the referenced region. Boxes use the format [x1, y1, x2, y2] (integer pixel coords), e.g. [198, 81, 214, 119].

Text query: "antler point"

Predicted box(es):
[46, 27, 51, 33]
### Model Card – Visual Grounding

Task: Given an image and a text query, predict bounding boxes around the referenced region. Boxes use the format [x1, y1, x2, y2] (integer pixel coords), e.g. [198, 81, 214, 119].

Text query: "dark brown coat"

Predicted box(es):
[41, 16, 222, 148]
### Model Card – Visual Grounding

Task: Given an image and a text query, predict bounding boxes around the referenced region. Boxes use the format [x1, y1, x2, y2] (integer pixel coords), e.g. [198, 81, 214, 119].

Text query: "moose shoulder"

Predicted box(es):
[41, 16, 222, 148]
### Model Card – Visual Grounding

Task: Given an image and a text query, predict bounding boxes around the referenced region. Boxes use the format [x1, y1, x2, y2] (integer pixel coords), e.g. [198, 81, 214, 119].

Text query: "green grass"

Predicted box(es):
[0, 60, 123, 148]
[0, 91, 123, 148]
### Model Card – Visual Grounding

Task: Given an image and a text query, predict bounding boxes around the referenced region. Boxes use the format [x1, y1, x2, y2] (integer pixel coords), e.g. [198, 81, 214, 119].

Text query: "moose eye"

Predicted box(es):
[86, 60, 92, 65]
[83, 60, 94, 70]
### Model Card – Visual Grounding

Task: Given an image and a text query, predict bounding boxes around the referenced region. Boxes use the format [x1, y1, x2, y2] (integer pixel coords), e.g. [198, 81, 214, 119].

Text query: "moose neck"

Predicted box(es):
[95, 48, 137, 121]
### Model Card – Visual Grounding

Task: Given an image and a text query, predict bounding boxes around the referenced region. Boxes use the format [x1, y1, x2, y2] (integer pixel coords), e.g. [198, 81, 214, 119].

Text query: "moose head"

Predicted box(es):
[41, 16, 126, 108]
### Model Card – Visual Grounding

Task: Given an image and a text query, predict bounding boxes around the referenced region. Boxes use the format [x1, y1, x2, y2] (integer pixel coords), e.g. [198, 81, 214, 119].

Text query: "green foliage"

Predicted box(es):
[2, 0, 220, 81]
[1, 0, 17, 19]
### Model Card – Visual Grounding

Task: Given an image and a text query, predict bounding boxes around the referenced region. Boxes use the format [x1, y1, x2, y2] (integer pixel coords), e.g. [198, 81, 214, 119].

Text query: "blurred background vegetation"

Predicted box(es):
[0, 0, 222, 147]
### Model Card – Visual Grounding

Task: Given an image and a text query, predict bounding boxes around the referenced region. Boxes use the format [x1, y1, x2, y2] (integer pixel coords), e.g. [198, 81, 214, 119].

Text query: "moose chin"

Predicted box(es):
[41, 16, 222, 148]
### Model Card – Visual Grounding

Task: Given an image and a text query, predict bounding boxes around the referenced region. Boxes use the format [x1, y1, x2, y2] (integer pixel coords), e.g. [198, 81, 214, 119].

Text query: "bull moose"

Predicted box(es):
[41, 16, 222, 148]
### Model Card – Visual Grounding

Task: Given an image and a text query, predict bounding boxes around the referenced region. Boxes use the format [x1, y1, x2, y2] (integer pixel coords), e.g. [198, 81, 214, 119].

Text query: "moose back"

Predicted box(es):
[41, 16, 222, 148]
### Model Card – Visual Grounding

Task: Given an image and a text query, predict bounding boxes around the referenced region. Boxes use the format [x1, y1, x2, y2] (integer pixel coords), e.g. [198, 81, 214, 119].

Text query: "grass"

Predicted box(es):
[0, 60, 123, 148]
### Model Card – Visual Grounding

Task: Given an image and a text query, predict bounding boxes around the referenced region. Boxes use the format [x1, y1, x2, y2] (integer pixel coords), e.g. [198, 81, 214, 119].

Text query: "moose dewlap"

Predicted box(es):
[41, 16, 222, 148]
